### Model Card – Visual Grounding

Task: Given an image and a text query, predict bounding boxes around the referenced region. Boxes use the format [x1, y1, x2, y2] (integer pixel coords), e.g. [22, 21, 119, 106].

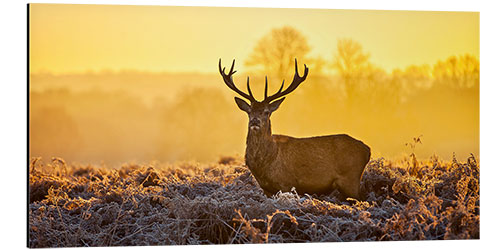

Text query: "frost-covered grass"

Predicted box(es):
[28, 154, 479, 247]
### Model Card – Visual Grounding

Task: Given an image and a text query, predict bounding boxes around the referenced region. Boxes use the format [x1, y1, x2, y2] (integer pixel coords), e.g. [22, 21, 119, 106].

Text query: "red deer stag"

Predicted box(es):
[219, 59, 371, 199]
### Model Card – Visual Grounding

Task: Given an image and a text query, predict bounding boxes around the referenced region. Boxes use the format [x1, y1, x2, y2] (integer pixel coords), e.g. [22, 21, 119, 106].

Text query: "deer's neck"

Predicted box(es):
[245, 124, 277, 172]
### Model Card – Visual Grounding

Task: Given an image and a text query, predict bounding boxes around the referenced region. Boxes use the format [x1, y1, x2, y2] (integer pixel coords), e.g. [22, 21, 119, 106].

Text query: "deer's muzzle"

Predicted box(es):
[249, 118, 260, 130]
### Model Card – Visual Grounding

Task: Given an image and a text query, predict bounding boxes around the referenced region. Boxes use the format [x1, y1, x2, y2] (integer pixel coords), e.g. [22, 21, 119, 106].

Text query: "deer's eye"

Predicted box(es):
[263, 110, 270, 116]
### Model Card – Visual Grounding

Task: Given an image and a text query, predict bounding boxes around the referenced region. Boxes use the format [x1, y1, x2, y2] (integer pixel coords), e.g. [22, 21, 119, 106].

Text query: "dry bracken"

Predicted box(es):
[28, 154, 479, 247]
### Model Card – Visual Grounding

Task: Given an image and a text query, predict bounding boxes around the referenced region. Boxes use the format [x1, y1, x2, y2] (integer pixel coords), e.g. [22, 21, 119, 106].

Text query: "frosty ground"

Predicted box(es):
[28, 154, 479, 247]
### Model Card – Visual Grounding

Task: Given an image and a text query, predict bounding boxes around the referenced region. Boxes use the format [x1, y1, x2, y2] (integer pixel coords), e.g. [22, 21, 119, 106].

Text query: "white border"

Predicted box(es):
[22, 0, 482, 11]
[1, 1, 498, 250]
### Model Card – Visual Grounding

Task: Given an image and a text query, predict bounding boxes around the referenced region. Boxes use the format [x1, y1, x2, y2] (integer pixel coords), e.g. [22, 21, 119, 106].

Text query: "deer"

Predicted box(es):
[218, 58, 371, 200]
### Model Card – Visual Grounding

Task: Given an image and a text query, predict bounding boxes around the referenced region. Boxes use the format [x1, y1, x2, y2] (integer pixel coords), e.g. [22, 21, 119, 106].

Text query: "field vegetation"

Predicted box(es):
[28, 153, 479, 247]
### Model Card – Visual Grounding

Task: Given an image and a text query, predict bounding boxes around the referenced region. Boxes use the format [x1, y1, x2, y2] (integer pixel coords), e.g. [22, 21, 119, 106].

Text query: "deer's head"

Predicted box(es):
[219, 59, 309, 133]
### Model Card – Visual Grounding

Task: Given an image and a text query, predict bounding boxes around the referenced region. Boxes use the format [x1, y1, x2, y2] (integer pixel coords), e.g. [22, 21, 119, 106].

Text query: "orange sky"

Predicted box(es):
[29, 4, 478, 74]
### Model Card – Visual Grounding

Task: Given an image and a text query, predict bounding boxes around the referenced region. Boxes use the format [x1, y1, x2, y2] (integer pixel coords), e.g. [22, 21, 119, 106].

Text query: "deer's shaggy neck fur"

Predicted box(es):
[245, 123, 278, 183]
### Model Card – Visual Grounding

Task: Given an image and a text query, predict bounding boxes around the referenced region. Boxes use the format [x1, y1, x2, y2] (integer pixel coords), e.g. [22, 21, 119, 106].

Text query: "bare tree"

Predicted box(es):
[332, 38, 372, 101]
[245, 26, 312, 80]
[432, 54, 479, 88]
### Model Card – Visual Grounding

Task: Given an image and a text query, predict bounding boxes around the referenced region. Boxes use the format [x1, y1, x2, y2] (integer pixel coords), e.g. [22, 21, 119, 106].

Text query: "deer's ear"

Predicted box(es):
[269, 98, 285, 112]
[234, 97, 251, 113]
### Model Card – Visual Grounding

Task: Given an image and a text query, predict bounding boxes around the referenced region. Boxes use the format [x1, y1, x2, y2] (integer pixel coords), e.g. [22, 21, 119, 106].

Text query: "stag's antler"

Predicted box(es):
[219, 58, 308, 103]
[264, 58, 309, 103]
[219, 59, 257, 103]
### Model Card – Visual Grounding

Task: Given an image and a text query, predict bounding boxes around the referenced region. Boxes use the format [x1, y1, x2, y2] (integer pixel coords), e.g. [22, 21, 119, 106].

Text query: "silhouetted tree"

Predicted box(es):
[332, 38, 373, 101]
[433, 54, 479, 88]
[391, 64, 432, 102]
[245, 26, 313, 80]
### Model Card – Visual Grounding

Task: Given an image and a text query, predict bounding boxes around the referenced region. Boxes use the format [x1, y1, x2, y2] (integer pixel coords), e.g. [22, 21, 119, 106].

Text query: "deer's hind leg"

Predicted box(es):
[333, 177, 361, 200]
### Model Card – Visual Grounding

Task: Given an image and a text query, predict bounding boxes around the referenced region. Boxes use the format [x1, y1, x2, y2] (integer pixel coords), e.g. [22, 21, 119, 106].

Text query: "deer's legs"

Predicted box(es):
[263, 189, 274, 198]
[334, 177, 361, 200]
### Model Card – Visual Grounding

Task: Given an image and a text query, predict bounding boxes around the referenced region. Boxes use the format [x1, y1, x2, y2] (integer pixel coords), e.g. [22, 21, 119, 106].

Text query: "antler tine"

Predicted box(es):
[246, 76, 255, 100]
[277, 80, 285, 93]
[264, 76, 268, 99]
[218, 58, 227, 76]
[218, 59, 256, 102]
[230, 59, 235, 74]
[295, 58, 299, 75]
[264, 58, 309, 103]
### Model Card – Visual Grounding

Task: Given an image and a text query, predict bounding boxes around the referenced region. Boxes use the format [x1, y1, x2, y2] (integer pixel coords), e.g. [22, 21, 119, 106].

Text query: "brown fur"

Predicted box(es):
[245, 122, 370, 199]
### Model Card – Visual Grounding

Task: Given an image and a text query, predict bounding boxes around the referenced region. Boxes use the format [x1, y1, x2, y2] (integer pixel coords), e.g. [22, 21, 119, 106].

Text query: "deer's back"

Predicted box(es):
[271, 133, 371, 193]
[273, 133, 370, 161]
